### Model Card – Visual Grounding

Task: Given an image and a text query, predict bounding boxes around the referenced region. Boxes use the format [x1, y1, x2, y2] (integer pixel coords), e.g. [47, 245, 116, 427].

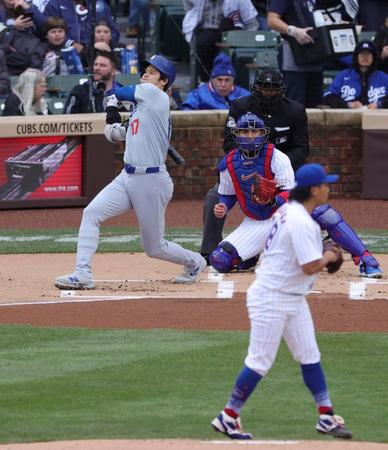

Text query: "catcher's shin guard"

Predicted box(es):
[209, 241, 241, 273]
[312, 204, 378, 265]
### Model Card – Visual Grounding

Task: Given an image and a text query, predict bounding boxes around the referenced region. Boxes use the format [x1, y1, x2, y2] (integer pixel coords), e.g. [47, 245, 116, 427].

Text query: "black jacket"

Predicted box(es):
[2, 92, 23, 116]
[64, 80, 120, 114]
[0, 28, 48, 75]
[223, 95, 310, 170]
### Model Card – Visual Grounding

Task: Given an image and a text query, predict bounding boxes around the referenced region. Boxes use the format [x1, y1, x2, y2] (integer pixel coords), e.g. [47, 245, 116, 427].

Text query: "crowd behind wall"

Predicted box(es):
[0, 0, 387, 115]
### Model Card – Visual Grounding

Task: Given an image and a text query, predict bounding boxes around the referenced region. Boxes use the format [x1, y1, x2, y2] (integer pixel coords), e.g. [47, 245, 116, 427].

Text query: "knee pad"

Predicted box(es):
[209, 241, 241, 273]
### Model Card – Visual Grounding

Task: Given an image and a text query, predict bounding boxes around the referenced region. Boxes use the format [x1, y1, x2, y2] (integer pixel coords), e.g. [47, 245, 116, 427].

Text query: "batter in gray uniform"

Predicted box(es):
[55, 55, 207, 289]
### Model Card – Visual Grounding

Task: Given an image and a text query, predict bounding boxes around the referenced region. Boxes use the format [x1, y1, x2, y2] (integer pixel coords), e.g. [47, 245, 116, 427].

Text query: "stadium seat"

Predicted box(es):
[46, 96, 65, 114]
[359, 31, 376, 42]
[322, 70, 340, 91]
[246, 49, 279, 85]
[115, 73, 140, 86]
[219, 30, 280, 90]
[46, 74, 89, 97]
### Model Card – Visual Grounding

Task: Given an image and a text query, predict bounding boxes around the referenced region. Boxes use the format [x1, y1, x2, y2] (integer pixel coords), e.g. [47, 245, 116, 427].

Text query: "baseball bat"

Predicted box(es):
[168, 144, 185, 166]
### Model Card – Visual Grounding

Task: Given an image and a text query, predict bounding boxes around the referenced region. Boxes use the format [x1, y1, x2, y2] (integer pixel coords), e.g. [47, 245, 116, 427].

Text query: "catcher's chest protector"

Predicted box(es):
[225, 145, 277, 220]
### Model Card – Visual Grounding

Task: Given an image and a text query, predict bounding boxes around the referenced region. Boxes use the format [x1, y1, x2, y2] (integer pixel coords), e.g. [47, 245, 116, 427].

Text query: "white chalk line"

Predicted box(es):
[204, 441, 300, 446]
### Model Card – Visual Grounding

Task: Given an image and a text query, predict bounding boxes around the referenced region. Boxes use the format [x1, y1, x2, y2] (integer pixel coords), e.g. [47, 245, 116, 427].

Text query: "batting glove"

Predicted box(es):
[106, 94, 119, 108]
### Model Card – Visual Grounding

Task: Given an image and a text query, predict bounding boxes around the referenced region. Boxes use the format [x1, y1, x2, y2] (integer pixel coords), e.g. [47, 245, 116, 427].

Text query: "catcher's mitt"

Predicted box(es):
[323, 239, 343, 274]
[250, 174, 278, 205]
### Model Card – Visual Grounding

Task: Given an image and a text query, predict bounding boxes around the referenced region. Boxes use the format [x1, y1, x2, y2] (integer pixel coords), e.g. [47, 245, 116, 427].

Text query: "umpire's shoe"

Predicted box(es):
[55, 273, 95, 290]
[211, 411, 252, 440]
[316, 414, 352, 439]
[171, 257, 207, 284]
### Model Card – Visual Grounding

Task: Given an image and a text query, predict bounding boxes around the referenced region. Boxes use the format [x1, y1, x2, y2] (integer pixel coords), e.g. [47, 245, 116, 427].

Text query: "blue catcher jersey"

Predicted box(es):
[217, 144, 279, 221]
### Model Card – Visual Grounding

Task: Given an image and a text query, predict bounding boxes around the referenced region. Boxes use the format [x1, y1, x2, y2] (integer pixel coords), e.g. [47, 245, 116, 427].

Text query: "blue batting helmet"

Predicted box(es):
[233, 112, 270, 157]
[141, 54, 176, 88]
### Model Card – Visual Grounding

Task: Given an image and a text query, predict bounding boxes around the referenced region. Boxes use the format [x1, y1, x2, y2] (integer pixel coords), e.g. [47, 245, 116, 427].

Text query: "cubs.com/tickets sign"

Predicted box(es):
[0, 136, 82, 202]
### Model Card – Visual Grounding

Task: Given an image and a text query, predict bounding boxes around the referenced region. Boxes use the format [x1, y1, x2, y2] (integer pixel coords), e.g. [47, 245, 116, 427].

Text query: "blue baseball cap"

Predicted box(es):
[295, 163, 339, 188]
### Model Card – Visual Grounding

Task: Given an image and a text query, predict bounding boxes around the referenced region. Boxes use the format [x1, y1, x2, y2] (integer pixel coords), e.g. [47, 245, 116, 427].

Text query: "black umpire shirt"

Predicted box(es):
[223, 95, 310, 170]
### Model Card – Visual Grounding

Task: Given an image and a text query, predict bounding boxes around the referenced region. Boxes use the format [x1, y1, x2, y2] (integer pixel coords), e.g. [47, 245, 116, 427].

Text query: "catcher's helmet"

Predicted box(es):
[233, 112, 269, 158]
[250, 68, 284, 114]
[141, 54, 176, 88]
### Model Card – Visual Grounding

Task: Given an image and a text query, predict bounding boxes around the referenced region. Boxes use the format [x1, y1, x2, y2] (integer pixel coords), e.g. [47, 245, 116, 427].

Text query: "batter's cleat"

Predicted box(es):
[359, 263, 383, 279]
[54, 273, 95, 290]
[211, 411, 253, 440]
[316, 414, 352, 439]
[171, 257, 207, 284]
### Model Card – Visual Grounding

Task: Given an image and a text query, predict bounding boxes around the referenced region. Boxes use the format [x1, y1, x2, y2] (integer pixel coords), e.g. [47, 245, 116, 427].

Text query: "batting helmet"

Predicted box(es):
[250, 68, 284, 114]
[233, 112, 269, 158]
[141, 54, 176, 88]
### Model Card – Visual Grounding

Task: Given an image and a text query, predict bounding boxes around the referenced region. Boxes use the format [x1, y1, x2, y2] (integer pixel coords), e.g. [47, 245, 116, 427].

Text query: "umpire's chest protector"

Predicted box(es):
[218, 145, 277, 221]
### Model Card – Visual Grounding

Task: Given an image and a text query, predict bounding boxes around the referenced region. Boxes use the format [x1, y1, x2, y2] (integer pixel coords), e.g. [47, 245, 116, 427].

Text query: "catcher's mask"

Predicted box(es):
[233, 112, 269, 158]
[250, 68, 284, 115]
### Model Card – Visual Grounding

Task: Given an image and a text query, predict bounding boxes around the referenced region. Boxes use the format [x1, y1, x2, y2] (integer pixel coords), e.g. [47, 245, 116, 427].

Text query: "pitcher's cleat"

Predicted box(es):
[211, 411, 253, 440]
[316, 414, 353, 439]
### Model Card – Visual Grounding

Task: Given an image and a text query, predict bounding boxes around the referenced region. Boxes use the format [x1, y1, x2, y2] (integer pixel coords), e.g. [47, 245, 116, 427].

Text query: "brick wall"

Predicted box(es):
[115, 109, 365, 199]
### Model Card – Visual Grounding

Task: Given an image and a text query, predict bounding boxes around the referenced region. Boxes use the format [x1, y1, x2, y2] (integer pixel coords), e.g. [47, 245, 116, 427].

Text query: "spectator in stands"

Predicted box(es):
[181, 52, 249, 110]
[374, 10, 388, 73]
[0, 47, 10, 96]
[64, 50, 119, 113]
[127, 0, 149, 38]
[223, 0, 258, 30]
[0, 0, 46, 34]
[182, 0, 224, 83]
[2, 67, 47, 115]
[42, 16, 75, 77]
[323, 40, 388, 109]
[266, 0, 354, 107]
[0, 5, 48, 75]
[82, 20, 130, 72]
[36, 0, 120, 56]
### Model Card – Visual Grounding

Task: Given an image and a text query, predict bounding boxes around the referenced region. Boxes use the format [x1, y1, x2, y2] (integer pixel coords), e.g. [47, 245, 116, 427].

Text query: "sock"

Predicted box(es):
[301, 362, 333, 414]
[225, 365, 262, 416]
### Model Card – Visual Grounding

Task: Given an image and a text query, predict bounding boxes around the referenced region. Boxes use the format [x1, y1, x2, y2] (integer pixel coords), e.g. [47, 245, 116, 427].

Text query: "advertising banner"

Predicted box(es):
[0, 136, 82, 202]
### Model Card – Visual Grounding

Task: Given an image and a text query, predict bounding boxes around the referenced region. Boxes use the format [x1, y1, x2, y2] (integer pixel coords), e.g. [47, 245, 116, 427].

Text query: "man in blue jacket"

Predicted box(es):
[181, 53, 249, 110]
[323, 40, 388, 109]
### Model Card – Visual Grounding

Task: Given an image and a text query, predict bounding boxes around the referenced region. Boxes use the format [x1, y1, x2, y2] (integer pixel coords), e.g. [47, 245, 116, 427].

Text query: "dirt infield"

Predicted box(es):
[1, 439, 388, 450]
[1, 201, 387, 449]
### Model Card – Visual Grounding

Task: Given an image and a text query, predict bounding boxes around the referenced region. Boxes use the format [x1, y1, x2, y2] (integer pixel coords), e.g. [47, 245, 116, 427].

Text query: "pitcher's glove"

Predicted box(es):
[323, 239, 343, 274]
[251, 174, 278, 205]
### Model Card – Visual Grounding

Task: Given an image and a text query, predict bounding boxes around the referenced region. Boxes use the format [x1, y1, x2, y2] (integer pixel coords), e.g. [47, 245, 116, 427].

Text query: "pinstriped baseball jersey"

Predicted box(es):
[257, 201, 323, 295]
[123, 83, 171, 167]
[219, 149, 294, 196]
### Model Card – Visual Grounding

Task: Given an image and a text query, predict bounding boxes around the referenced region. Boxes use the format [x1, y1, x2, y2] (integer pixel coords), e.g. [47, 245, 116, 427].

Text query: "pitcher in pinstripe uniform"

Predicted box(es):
[209, 112, 294, 273]
[211, 163, 352, 440]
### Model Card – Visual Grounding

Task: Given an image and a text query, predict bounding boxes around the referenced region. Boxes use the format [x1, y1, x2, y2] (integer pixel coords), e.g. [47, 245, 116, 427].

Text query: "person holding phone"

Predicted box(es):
[0, 0, 48, 75]
[0, 0, 46, 32]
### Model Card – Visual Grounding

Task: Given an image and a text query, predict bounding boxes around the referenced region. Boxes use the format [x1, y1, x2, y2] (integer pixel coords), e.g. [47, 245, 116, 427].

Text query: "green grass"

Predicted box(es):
[0, 227, 387, 254]
[0, 326, 387, 444]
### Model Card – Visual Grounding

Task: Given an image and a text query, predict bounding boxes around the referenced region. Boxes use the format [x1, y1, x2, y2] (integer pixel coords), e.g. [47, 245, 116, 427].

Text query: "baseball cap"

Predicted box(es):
[295, 163, 339, 188]
[354, 40, 376, 55]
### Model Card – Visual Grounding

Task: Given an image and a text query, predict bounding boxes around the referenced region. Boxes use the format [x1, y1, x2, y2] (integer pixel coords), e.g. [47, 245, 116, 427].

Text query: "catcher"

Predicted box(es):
[210, 112, 295, 273]
[210, 112, 344, 275]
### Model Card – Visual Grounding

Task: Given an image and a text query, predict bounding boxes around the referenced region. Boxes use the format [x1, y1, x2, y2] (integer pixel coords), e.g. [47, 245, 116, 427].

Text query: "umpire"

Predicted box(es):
[200, 68, 310, 262]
